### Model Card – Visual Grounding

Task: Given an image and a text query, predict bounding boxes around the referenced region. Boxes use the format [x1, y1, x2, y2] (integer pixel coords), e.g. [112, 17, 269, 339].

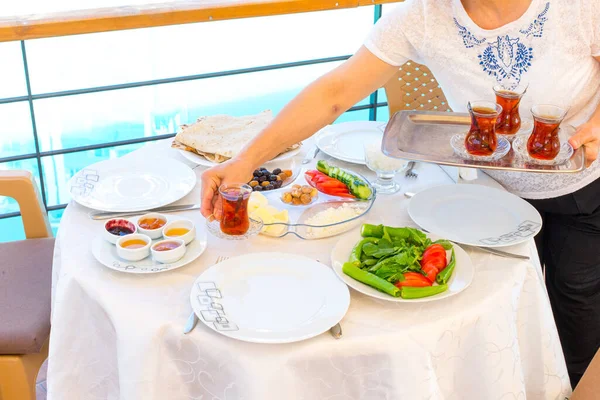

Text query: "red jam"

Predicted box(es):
[106, 219, 135, 236]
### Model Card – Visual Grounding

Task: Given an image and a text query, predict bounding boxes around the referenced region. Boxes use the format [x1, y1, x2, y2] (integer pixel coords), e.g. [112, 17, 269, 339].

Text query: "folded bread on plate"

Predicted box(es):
[172, 110, 301, 163]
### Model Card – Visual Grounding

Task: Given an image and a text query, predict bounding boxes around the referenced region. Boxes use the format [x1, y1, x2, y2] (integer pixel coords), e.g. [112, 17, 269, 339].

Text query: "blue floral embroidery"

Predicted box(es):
[455, 2, 549, 89]
[520, 2, 550, 38]
[454, 18, 486, 48]
[478, 37, 533, 89]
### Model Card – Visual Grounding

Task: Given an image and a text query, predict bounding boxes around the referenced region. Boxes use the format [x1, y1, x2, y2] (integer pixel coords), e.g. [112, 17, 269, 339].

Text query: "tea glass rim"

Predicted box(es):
[493, 84, 528, 98]
[530, 104, 568, 123]
[218, 183, 253, 200]
[469, 100, 502, 117]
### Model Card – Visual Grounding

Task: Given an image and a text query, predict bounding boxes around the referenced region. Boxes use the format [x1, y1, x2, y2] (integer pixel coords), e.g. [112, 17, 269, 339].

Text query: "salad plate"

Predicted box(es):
[190, 252, 350, 343]
[331, 227, 474, 303]
[408, 184, 542, 248]
[315, 121, 387, 165]
[69, 158, 196, 212]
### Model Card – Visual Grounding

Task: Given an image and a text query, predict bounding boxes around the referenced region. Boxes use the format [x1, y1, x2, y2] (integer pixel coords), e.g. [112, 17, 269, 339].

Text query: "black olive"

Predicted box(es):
[274, 180, 283, 188]
[254, 185, 263, 191]
[258, 176, 267, 182]
[265, 184, 274, 190]
[273, 168, 282, 175]
[269, 175, 278, 181]
[253, 170, 260, 176]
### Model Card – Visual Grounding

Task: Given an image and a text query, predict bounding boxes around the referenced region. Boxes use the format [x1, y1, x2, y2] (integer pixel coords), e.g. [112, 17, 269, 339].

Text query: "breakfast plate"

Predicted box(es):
[92, 217, 207, 274]
[408, 184, 542, 248]
[330, 229, 474, 303]
[69, 158, 196, 213]
[190, 252, 350, 343]
[315, 121, 387, 165]
[178, 146, 301, 167]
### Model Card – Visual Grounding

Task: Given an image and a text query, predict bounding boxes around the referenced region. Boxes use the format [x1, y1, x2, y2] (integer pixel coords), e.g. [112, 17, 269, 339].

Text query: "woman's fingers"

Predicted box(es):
[200, 170, 219, 219]
[569, 124, 596, 149]
[584, 142, 599, 167]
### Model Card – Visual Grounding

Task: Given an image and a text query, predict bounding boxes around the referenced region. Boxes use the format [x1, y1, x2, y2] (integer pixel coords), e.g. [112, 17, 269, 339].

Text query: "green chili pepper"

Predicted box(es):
[348, 237, 379, 266]
[436, 249, 456, 285]
[400, 284, 448, 299]
[360, 224, 384, 238]
[343, 262, 401, 297]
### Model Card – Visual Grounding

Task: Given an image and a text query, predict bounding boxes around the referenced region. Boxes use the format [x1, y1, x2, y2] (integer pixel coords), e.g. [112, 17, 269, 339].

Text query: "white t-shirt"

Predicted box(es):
[365, 0, 600, 199]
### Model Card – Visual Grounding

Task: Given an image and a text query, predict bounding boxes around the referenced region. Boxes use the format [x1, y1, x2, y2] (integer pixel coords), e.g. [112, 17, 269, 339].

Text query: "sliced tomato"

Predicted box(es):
[394, 272, 433, 288]
[318, 180, 347, 190]
[421, 262, 440, 283]
[423, 244, 446, 260]
[421, 254, 446, 270]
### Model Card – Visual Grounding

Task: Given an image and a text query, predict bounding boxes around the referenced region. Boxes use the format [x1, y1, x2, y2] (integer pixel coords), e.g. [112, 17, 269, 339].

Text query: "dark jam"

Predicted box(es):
[108, 226, 134, 236]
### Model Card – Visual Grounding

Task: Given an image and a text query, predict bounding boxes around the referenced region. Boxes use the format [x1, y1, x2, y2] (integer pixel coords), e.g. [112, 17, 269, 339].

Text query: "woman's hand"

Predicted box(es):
[569, 120, 600, 167]
[200, 159, 254, 221]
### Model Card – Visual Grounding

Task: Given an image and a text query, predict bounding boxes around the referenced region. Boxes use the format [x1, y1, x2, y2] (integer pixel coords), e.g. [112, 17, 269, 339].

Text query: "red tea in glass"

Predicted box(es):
[494, 85, 526, 136]
[219, 183, 252, 235]
[464, 101, 502, 156]
[527, 105, 567, 161]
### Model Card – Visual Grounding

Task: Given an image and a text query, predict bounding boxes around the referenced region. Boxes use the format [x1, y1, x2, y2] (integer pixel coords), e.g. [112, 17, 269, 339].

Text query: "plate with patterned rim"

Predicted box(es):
[190, 252, 350, 343]
[92, 218, 207, 274]
[407, 184, 542, 248]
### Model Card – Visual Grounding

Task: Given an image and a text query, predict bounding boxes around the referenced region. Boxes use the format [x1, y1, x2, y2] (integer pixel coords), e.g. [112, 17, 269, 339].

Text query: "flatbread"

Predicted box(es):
[172, 110, 301, 163]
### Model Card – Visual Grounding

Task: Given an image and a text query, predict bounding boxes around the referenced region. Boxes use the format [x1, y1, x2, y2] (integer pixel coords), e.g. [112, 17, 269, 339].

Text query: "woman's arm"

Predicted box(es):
[569, 56, 600, 167]
[200, 46, 399, 219]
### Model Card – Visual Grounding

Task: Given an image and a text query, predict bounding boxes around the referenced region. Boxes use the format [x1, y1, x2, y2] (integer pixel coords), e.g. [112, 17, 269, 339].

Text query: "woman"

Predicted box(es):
[200, 0, 600, 387]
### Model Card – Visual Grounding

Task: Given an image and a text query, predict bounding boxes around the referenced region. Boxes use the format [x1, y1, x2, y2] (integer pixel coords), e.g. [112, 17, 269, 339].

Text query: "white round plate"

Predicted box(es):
[408, 184, 542, 248]
[92, 220, 207, 274]
[69, 158, 196, 213]
[451, 133, 511, 161]
[330, 231, 474, 303]
[190, 252, 350, 343]
[512, 126, 575, 166]
[178, 146, 302, 167]
[315, 121, 387, 164]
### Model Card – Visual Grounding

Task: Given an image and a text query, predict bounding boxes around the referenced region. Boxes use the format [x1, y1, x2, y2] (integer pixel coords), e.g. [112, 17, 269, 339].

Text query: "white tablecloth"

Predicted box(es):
[47, 139, 571, 400]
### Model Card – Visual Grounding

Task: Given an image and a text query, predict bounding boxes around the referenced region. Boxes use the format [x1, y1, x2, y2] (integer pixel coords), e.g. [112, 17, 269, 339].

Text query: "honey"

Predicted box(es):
[138, 217, 166, 230]
[165, 228, 190, 237]
[120, 239, 148, 249]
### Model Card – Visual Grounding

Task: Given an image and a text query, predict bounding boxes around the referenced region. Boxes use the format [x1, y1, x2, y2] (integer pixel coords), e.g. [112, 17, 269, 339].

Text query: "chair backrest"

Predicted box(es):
[383, 60, 452, 118]
[0, 170, 52, 239]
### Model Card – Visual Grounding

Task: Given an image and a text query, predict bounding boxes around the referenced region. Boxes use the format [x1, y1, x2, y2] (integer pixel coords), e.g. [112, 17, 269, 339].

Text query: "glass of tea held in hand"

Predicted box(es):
[493, 85, 527, 136]
[465, 101, 503, 156]
[219, 183, 252, 235]
[527, 105, 568, 161]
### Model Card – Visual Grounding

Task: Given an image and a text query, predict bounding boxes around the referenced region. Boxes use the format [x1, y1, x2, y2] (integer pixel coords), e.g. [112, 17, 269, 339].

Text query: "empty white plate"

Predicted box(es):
[330, 230, 474, 302]
[315, 121, 387, 164]
[69, 158, 196, 212]
[190, 252, 350, 343]
[408, 184, 542, 247]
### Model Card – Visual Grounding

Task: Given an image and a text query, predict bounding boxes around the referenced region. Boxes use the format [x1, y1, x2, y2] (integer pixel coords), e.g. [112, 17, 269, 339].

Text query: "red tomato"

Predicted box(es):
[423, 244, 446, 260]
[421, 262, 440, 283]
[394, 272, 433, 288]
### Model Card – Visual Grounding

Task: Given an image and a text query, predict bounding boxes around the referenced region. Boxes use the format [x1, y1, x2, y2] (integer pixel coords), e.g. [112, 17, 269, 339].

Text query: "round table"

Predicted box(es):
[47, 138, 571, 400]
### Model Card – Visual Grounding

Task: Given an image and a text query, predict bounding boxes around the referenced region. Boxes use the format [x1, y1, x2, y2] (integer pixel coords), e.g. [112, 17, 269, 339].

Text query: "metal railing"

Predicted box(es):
[0, 5, 386, 222]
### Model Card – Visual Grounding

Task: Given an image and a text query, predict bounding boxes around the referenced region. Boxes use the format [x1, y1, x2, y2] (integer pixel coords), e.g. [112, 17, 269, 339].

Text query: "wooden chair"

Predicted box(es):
[571, 347, 600, 399]
[383, 60, 452, 116]
[0, 170, 53, 400]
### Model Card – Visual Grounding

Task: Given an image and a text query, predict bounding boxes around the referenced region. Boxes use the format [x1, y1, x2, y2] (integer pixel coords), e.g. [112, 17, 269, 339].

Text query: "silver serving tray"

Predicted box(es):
[382, 111, 584, 173]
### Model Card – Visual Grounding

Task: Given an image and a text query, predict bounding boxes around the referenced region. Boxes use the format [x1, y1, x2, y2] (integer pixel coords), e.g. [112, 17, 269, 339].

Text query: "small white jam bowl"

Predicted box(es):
[136, 213, 168, 240]
[151, 238, 186, 264]
[116, 234, 151, 262]
[162, 220, 196, 245]
[103, 219, 137, 244]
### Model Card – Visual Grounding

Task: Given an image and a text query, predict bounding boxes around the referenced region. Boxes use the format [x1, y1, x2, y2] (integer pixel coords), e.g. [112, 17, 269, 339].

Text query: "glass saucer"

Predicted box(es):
[206, 217, 263, 240]
[451, 133, 511, 162]
[512, 133, 574, 166]
[497, 117, 533, 142]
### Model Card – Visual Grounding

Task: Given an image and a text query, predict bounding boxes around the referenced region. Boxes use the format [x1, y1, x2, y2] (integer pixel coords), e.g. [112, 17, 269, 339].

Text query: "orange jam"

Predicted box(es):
[165, 228, 190, 237]
[120, 239, 148, 249]
[153, 241, 181, 251]
[139, 217, 166, 230]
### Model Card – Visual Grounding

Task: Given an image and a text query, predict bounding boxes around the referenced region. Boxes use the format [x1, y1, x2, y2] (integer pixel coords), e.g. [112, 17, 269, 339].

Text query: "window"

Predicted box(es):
[0, 5, 389, 242]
